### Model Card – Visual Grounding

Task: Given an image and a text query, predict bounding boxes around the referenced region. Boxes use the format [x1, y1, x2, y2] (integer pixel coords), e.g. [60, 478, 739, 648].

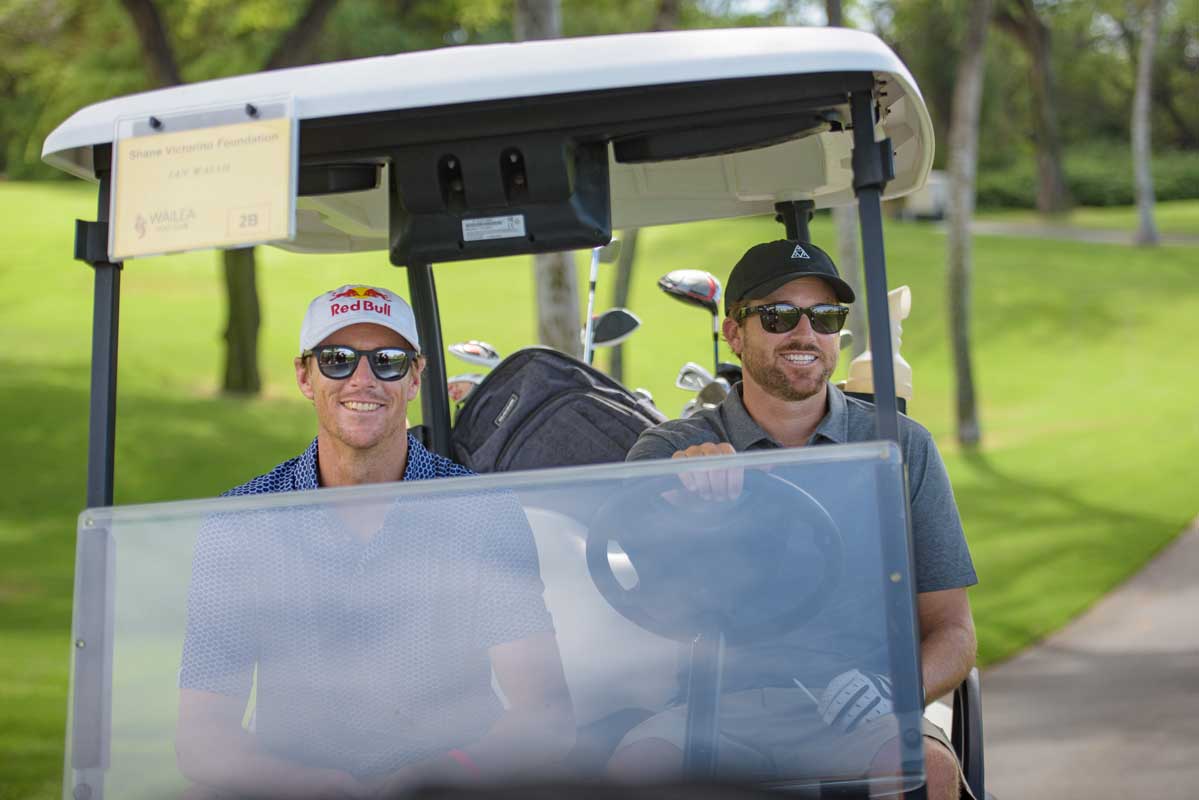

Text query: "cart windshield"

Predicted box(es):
[65, 442, 924, 798]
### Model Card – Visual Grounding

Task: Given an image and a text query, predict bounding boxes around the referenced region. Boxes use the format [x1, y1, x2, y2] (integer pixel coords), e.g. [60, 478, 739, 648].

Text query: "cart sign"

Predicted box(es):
[110, 100, 296, 260]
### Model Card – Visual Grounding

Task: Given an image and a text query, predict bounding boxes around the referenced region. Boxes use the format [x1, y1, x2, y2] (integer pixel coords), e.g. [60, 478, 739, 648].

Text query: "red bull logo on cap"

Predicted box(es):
[328, 286, 391, 318]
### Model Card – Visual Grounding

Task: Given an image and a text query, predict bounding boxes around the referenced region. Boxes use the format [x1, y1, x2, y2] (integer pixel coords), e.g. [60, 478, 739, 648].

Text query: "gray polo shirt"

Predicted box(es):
[628, 383, 977, 594]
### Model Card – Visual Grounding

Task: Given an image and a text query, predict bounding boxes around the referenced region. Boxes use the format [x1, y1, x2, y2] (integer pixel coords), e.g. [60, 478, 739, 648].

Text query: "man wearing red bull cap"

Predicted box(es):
[610, 242, 978, 800]
[175, 284, 574, 798]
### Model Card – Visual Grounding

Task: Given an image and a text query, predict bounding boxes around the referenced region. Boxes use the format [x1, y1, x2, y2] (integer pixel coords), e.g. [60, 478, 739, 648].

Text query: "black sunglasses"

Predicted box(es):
[736, 302, 850, 335]
[302, 345, 419, 381]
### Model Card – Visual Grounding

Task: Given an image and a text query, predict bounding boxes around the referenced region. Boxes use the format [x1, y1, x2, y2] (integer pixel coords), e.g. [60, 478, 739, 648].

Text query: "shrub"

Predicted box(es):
[976, 144, 1199, 209]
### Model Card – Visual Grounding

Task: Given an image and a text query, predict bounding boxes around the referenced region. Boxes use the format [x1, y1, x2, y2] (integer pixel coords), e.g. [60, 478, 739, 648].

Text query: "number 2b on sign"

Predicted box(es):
[228, 205, 269, 235]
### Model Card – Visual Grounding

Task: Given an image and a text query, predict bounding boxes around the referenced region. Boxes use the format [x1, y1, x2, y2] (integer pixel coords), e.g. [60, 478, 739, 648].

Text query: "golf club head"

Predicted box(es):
[658, 269, 723, 316]
[839, 329, 853, 351]
[446, 373, 484, 404]
[697, 377, 731, 408]
[675, 361, 713, 392]
[597, 238, 622, 264]
[590, 308, 642, 347]
[679, 399, 698, 419]
[716, 361, 743, 385]
[449, 340, 501, 368]
[632, 387, 654, 405]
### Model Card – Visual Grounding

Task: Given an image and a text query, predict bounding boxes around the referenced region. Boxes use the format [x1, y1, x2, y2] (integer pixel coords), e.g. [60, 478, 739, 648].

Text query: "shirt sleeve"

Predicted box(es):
[178, 513, 257, 698]
[904, 426, 979, 593]
[626, 421, 722, 462]
[473, 491, 554, 650]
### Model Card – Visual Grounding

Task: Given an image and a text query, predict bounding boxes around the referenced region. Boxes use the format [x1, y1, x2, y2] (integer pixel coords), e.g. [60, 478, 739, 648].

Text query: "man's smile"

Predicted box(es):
[341, 400, 385, 412]
[780, 352, 819, 365]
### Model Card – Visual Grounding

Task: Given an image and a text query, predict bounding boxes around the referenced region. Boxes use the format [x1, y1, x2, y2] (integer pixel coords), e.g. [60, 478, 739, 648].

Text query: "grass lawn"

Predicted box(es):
[976, 199, 1199, 236]
[2, 181, 1197, 798]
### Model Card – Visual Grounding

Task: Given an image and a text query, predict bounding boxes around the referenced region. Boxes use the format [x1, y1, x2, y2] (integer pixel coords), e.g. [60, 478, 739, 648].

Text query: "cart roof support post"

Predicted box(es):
[850, 90, 900, 445]
[851, 89, 929, 800]
[79, 154, 122, 507]
[72, 144, 122, 800]
[407, 262, 451, 456]
[774, 200, 816, 242]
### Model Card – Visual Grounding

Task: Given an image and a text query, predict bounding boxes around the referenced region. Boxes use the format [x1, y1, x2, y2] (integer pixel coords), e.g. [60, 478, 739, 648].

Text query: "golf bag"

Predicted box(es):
[450, 347, 666, 473]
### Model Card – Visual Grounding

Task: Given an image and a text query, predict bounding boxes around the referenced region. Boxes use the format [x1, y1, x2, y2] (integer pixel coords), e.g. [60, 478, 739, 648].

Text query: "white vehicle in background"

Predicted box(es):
[43, 27, 986, 800]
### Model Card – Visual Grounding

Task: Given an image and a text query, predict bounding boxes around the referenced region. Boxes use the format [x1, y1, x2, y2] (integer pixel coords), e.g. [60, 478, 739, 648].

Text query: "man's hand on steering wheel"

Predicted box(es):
[670, 442, 742, 502]
[816, 669, 895, 734]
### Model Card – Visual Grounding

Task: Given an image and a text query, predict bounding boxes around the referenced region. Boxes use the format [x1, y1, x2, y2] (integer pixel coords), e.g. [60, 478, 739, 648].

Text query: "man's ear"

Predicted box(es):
[723, 316, 743, 358]
[295, 356, 315, 401]
[406, 355, 424, 399]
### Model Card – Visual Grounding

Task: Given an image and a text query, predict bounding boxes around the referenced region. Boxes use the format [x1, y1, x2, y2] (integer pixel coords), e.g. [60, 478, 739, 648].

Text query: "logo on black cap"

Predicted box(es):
[791, 244, 810, 259]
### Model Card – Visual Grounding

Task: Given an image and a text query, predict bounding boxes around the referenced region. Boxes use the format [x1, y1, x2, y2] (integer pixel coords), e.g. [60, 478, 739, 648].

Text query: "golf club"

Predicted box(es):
[696, 377, 731, 409]
[581, 238, 623, 364]
[581, 307, 642, 358]
[658, 269, 723, 374]
[675, 361, 713, 392]
[446, 373, 484, 405]
[448, 340, 502, 369]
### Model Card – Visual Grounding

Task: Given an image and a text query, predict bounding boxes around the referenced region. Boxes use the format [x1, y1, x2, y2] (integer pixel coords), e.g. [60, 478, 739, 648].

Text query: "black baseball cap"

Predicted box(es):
[724, 240, 855, 315]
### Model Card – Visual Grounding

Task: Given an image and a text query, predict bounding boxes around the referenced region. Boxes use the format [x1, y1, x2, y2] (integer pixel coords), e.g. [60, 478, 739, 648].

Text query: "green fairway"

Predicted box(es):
[976, 199, 1199, 236]
[2, 181, 1198, 798]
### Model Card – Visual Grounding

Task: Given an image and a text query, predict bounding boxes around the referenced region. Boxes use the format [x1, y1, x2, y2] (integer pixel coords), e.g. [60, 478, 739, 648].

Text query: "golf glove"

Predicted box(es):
[817, 669, 894, 734]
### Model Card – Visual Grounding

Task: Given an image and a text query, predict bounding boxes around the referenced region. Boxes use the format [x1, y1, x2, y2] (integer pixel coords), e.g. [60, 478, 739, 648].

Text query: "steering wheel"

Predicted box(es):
[585, 469, 842, 645]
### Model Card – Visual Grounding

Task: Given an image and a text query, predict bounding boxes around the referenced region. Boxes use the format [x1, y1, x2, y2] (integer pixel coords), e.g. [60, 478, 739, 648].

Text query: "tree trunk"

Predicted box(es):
[514, 0, 560, 40]
[222, 248, 262, 394]
[119, 0, 181, 85]
[1132, 0, 1162, 246]
[825, 0, 843, 26]
[263, 0, 340, 70]
[515, 0, 578, 355]
[608, 228, 641, 382]
[996, 0, 1071, 215]
[652, 0, 682, 30]
[534, 251, 582, 357]
[834, 206, 867, 357]
[946, 0, 994, 449]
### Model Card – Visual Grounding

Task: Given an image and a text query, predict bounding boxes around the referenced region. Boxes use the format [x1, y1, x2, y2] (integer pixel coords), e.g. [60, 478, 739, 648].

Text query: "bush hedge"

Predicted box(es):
[977, 146, 1199, 209]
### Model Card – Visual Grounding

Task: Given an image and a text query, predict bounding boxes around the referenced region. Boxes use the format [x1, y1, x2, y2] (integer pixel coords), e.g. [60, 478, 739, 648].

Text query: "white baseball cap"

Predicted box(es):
[299, 284, 420, 353]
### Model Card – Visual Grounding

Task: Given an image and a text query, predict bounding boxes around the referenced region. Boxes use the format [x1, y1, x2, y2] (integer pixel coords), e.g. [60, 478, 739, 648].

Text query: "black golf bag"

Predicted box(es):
[450, 347, 666, 473]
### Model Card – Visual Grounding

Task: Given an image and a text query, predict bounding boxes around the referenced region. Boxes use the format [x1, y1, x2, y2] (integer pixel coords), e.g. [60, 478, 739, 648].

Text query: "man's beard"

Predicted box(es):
[741, 342, 833, 402]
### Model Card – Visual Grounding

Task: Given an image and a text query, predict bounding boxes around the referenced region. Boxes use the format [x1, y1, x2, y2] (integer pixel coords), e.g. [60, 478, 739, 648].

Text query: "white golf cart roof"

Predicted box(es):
[43, 27, 932, 254]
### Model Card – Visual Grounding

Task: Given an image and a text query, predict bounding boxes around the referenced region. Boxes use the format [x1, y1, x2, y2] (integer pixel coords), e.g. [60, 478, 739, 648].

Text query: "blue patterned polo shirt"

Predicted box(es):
[179, 433, 553, 779]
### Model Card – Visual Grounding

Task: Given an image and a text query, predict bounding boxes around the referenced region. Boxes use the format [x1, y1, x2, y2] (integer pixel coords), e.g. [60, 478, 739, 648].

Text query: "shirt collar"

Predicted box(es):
[720, 382, 849, 449]
[296, 432, 429, 490]
[810, 383, 849, 444]
[720, 384, 779, 450]
[293, 438, 321, 491]
[401, 434, 435, 481]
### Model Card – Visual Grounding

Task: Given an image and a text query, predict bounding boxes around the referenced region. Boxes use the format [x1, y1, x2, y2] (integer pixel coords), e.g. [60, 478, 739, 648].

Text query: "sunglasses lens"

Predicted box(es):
[761, 305, 802, 334]
[316, 346, 359, 379]
[810, 305, 849, 334]
[371, 349, 411, 381]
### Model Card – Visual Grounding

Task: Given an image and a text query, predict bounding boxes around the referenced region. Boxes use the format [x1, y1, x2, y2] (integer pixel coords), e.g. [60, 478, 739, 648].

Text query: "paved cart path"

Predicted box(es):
[969, 220, 1199, 246]
[982, 518, 1199, 798]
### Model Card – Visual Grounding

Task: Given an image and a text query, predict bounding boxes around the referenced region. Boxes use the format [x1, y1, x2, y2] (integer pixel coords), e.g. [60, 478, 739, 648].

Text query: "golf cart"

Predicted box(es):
[43, 27, 985, 799]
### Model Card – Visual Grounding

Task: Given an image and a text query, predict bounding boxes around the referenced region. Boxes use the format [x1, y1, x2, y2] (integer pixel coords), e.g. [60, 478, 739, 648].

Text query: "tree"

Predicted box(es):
[514, 0, 581, 357]
[119, 0, 340, 394]
[994, 0, 1071, 214]
[946, 0, 994, 449]
[1131, 0, 1163, 245]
